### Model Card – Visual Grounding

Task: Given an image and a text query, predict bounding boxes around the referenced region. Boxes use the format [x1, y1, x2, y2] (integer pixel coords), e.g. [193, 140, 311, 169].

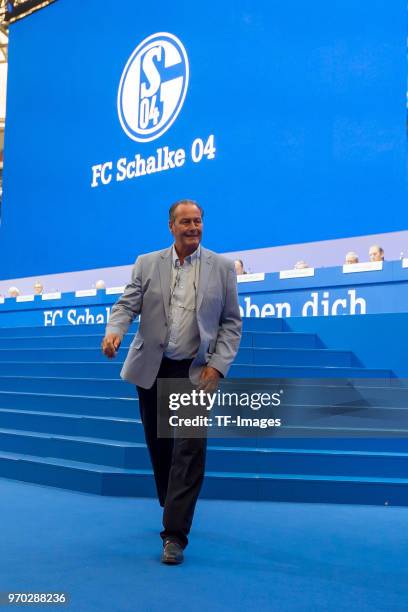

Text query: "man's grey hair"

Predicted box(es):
[169, 199, 204, 222]
[345, 251, 359, 263]
[294, 260, 309, 270]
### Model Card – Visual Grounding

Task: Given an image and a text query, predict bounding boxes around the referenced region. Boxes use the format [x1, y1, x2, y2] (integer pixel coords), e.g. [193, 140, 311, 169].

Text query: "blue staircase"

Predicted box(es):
[0, 318, 407, 505]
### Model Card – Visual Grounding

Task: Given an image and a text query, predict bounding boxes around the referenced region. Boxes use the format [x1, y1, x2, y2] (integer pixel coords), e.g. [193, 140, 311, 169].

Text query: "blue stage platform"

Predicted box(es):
[0, 313, 407, 506]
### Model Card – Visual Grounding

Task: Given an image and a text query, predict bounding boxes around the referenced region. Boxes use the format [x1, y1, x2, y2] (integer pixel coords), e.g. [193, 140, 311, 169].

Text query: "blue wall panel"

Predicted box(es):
[1, 0, 406, 279]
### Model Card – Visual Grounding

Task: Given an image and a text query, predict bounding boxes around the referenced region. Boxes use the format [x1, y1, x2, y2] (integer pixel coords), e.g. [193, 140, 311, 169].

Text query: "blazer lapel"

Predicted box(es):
[159, 246, 172, 319]
[197, 248, 213, 311]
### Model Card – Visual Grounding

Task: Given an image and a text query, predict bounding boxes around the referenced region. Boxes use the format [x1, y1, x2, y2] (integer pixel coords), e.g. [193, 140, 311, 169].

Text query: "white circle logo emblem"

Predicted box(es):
[117, 32, 189, 143]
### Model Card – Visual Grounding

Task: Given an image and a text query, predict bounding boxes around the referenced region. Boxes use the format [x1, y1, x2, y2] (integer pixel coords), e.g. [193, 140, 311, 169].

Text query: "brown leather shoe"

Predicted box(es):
[161, 540, 184, 565]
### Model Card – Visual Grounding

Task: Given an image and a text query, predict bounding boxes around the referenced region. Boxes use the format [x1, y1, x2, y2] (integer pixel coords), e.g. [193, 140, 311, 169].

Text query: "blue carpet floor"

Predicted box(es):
[1, 478, 407, 612]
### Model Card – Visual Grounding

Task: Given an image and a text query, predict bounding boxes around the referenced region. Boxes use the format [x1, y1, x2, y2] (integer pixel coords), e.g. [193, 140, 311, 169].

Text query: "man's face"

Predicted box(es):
[369, 247, 383, 262]
[346, 256, 357, 265]
[234, 261, 244, 275]
[34, 284, 43, 294]
[169, 204, 203, 253]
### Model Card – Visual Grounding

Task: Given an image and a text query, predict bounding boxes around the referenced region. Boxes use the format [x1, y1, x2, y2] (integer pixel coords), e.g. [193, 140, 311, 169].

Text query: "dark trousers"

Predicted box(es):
[136, 357, 207, 549]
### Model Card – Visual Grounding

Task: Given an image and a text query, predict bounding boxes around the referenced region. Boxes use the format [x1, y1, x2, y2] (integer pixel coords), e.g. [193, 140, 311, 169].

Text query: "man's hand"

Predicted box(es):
[101, 333, 122, 358]
[198, 366, 221, 393]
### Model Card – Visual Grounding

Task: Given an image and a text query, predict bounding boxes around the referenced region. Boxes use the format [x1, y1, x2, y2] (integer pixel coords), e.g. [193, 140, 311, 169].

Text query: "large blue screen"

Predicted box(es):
[0, 0, 406, 278]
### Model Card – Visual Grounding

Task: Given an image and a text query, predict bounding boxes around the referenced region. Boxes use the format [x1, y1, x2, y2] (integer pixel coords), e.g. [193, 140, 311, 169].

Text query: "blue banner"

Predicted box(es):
[1, 0, 406, 280]
[1, 262, 408, 328]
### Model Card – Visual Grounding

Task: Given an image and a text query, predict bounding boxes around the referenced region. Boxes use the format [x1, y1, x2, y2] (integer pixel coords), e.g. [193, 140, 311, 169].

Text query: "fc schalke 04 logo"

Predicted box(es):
[117, 32, 189, 143]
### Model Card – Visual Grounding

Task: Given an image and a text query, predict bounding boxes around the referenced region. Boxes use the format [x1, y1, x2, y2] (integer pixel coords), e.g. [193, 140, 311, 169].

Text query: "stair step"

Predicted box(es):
[0, 372, 391, 398]
[242, 318, 287, 332]
[0, 408, 144, 441]
[0, 376, 135, 397]
[238, 347, 353, 367]
[0, 346, 352, 367]
[230, 364, 392, 379]
[0, 362, 124, 378]
[0, 426, 407, 476]
[1, 451, 408, 504]
[2, 330, 319, 350]
[0, 390, 138, 417]
[1, 405, 408, 442]
[251, 332, 320, 349]
[0, 318, 285, 339]
[0, 324, 138, 337]
[0, 372, 396, 400]
[206, 445, 408, 477]
[0, 404, 406, 443]
[0, 427, 150, 469]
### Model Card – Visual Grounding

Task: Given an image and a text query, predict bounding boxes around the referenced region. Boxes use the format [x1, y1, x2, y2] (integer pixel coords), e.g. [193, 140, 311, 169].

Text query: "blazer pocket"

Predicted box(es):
[130, 336, 144, 350]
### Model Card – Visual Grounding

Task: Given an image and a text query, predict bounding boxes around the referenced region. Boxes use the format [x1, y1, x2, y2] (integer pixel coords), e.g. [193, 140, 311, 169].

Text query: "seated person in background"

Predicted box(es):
[294, 260, 310, 270]
[33, 281, 44, 295]
[345, 251, 359, 265]
[8, 286, 20, 297]
[234, 259, 246, 275]
[369, 245, 384, 262]
[95, 279, 106, 290]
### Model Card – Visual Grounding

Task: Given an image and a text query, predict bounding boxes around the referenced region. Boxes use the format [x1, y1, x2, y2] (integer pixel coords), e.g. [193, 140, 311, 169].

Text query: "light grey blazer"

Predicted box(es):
[105, 245, 242, 389]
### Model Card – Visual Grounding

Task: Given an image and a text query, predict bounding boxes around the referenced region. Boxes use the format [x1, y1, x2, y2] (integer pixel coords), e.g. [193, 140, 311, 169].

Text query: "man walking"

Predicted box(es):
[102, 199, 242, 564]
